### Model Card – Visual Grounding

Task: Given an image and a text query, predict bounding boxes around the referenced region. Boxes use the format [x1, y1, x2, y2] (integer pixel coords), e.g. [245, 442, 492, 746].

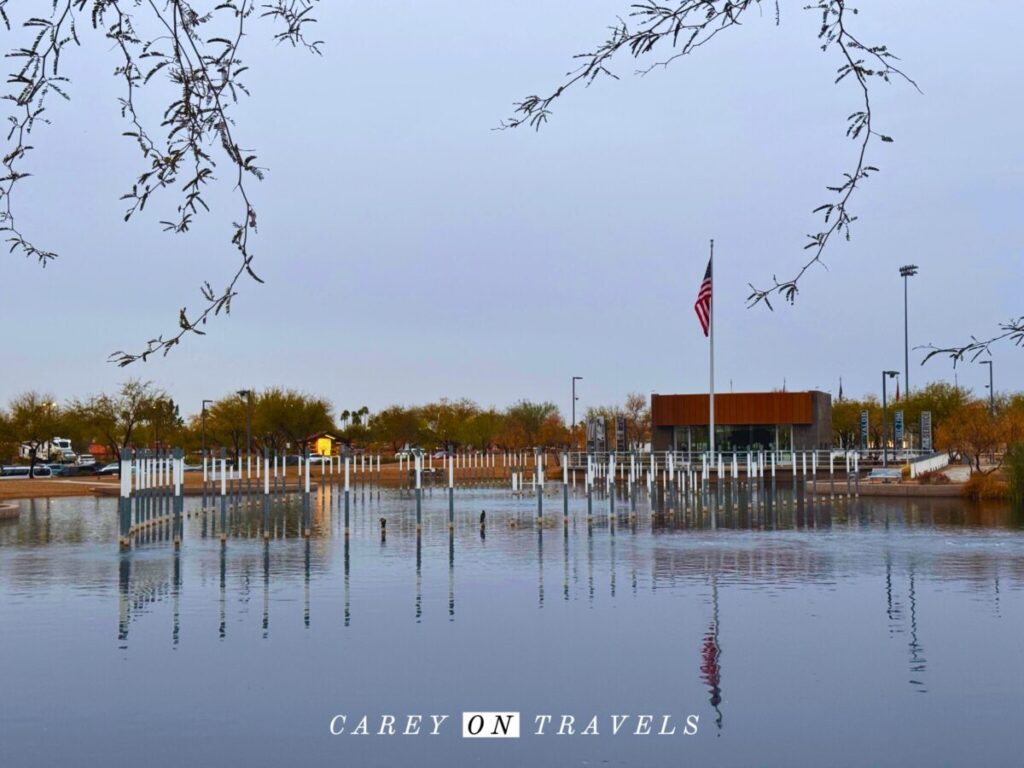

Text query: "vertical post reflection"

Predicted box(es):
[537, 528, 544, 608]
[587, 523, 594, 604]
[609, 533, 616, 598]
[448, 529, 455, 620]
[304, 539, 311, 629]
[562, 525, 569, 602]
[171, 550, 181, 646]
[344, 536, 351, 628]
[262, 540, 270, 639]
[117, 554, 131, 646]
[907, 562, 927, 693]
[219, 541, 227, 640]
[415, 532, 422, 622]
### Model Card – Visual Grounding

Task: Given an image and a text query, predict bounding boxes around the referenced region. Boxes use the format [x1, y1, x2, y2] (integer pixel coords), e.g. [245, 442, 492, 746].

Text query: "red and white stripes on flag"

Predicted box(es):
[694, 258, 712, 337]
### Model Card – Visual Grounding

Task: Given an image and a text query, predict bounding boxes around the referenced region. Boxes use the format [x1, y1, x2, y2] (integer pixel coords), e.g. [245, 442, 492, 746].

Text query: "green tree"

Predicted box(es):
[204, 396, 248, 460]
[463, 409, 505, 451]
[253, 388, 335, 455]
[371, 406, 425, 452]
[7, 392, 62, 477]
[500, 401, 560, 448]
[832, 398, 861, 449]
[72, 380, 168, 463]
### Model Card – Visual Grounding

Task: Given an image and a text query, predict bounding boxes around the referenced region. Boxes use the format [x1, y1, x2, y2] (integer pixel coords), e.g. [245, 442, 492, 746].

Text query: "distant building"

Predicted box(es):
[87, 441, 114, 460]
[306, 432, 341, 456]
[651, 391, 832, 453]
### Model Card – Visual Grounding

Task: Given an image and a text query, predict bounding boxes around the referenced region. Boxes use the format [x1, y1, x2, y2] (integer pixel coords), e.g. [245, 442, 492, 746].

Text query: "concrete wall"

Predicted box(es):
[793, 391, 832, 449]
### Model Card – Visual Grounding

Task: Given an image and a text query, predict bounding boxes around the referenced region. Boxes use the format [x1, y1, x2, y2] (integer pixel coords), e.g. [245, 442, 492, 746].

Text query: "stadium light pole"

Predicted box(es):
[881, 371, 900, 467]
[571, 376, 583, 452]
[979, 360, 994, 415]
[899, 265, 918, 395]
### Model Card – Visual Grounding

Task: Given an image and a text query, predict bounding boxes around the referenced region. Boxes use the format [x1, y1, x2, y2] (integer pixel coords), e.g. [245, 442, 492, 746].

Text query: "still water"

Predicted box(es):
[2, 486, 1023, 767]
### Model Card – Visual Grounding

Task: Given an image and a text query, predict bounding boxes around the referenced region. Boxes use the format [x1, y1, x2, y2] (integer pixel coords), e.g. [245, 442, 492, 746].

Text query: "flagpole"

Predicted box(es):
[709, 238, 715, 469]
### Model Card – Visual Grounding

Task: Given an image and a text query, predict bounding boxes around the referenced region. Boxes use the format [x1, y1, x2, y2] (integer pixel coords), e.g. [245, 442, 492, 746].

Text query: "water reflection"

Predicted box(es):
[5, 488, 1024, 767]
[701, 573, 723, 731]
[2, 492, 1023, 717]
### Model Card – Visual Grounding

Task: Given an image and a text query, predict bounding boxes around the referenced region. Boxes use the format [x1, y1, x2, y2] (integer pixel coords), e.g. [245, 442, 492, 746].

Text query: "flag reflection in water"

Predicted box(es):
[700, 574, 723, 730]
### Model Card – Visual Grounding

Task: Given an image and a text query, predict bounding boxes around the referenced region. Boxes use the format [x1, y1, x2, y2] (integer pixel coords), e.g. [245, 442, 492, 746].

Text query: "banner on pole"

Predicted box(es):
[615, 415, 627, 452]
[586, 417, 607, 454]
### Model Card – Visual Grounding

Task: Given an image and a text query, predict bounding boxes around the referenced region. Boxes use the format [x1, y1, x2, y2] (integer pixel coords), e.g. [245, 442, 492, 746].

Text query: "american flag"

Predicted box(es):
[694, 258, 712, 336]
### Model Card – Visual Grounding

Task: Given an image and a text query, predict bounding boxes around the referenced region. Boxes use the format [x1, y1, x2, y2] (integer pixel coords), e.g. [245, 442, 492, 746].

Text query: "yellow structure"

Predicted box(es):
[307, 433, 340, 456]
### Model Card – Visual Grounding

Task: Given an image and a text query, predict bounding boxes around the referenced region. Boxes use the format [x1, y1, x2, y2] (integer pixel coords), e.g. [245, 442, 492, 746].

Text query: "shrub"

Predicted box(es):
[1005, 443, 1024, 505]
[917, 469, 950, 485]
[961, 471, 1008, 501]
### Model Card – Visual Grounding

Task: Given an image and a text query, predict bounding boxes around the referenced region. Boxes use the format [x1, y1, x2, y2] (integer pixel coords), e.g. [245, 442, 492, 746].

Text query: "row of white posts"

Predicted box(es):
[117, 447, 863, 548]
[118, 449, 185, 549]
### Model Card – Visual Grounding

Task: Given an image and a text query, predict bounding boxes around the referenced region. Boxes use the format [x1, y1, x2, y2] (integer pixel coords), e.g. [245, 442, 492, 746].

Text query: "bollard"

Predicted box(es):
[119, 449, 132, 549]
[173, 448, 183, 548]
[415, 452, 422, 531]
[448, 452, 454, 529]
[344, 455, 351, 536]
[219, 449, 227, 542]
[586, 453, 593, 523]
[562, 451, 569, 524]
[536, 449, 543, 520]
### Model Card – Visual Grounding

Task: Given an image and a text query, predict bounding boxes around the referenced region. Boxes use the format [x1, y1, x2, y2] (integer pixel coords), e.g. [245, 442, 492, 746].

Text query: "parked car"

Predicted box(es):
[0, 465, 53, 478]
[96, 463, 121, 476]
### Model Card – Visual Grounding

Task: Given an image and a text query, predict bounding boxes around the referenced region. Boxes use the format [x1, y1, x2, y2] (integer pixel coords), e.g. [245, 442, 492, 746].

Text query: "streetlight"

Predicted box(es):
[978, 360, 994, 415]
[881, 370, 899, 467]
[899, 264, 918, 395]
[237, 390, 253, 460]
[571, 376, 583, 452]
[201, 399, 214, 455]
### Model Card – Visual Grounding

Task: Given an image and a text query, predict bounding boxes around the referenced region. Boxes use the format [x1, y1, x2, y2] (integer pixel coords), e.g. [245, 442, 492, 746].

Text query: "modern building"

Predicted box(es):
[651, 391, 832, 453]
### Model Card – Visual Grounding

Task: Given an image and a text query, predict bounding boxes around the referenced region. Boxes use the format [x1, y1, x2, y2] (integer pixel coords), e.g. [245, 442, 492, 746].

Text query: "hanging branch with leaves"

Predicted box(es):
[501, 0, 918, 305]
[0, 0, 321, 365]
[920, 318, 1024, 365]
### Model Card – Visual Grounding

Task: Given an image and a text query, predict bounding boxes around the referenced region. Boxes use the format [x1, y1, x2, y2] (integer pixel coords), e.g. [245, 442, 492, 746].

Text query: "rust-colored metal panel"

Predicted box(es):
[651, 392, 815, 426]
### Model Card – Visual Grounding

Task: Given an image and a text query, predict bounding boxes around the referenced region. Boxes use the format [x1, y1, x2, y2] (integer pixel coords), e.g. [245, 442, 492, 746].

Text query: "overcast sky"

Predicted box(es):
[1, 1, 1020, 418]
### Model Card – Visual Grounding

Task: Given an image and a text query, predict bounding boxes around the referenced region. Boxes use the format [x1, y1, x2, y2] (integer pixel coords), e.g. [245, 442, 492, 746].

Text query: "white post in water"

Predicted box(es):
[415, 452, 423, 530]
[562, 452, 569, 521]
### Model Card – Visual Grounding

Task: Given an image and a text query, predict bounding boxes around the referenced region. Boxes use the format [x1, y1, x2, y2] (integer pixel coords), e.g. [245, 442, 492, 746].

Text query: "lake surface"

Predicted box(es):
[2, 485, 1024, 767]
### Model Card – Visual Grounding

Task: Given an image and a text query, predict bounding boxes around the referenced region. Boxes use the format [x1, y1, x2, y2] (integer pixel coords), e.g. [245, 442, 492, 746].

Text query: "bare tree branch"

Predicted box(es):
[920, 318, 1024, 365]
[0, 0, 321, 365]
[500, 0, 920, 310]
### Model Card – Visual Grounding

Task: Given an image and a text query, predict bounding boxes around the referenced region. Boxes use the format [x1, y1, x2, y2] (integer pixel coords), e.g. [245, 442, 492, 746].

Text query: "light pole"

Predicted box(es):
[201, 399, 214, 454]
[979, 360, 994, 415]
[899, 264, 918, 395]
[571, 376, 582, 451]
[881, 370, 899, 467]
[237, 389, 253, 460]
